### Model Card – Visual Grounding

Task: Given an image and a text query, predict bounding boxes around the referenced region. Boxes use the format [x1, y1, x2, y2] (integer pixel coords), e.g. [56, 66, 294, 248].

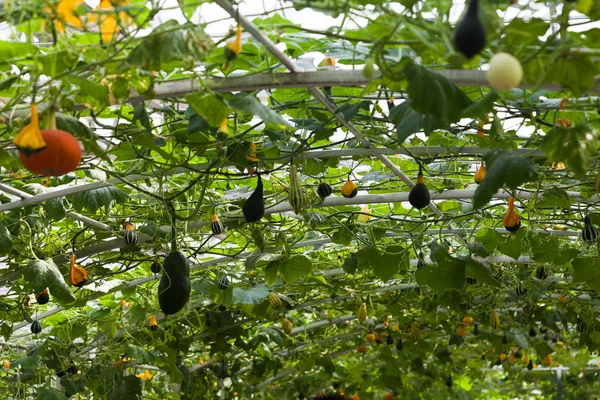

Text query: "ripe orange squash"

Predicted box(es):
[19, 129, 81, 176]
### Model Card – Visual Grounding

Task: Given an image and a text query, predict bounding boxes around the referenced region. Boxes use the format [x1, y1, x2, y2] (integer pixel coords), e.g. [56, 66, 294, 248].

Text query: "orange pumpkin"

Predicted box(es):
[19, 129, 81, 176]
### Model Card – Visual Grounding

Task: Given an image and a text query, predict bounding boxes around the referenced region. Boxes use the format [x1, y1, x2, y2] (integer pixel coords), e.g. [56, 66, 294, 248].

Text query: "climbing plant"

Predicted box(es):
[0, 0, 598, 399]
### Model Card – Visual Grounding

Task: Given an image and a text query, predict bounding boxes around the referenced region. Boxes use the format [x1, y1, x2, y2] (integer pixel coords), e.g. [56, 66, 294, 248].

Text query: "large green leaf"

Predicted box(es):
[402, 63, 472, 126]
[71, 187, 128, 213]
[22, 259, 76, 305]
[232, 287, 270, 305]
[279, 255, 312, 283]
[226, 93, 292, 128]
[356, 246, 408, 282]
[185, 93, 231, 127]
[108, 376, 142, 400]
[389, 101, 444, 142]
[415, 248, 466, 293]
[573, 258, 600, 292]
[547, 57, 599, 97]
[473, 149, 538, 209]
[0, 223, 13, 255]
[37, 388, 68, 400]
[465, 258, 501, 288]
[540, 123, 598, 176]
[125, 344, 156, 364]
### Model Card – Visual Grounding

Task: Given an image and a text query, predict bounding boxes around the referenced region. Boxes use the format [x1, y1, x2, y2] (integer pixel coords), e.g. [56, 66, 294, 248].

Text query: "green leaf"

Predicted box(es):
[22, 259, 76, 305]
[474, 227, 502, 252]
[497, 228, 528, 260]
[185, 93, 231, 127]
[37, 388, 68, 400]
[402, 63, 472, 126]
[108, 376, 142, 400]
[573, 258, 600, 292]
[0, 75, 19, 91]
[0, 223, 13, 255]
[465, 259, 501, 288]
[232, 287, 270, 305]
[473, 149, 538, 208]
[540, 123, 598, 176]
[547, 57, 599, 97]
[226, 93, 292, 128]
[538, 188, 572, 209]
[503, 18, 550, 47]
[279, 255, 312, 283]
[342, 253, 358, 274]
[389, 101, 444, 142]
[415, 248, 465, 293]
[531, 233, 559, 263]
[534, 341, 553, 359]
[264, 260, 279, 287]
[66, 75, 109, 108]
[119, 20, 190, 72]
[71, 187, 128, 213]
[461, 92, 500, 118]
[125, 344, 156, 364]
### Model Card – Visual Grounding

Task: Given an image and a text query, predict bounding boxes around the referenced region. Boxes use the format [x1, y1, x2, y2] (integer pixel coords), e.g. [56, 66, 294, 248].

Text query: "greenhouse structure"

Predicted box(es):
[0, 0, 599, 398]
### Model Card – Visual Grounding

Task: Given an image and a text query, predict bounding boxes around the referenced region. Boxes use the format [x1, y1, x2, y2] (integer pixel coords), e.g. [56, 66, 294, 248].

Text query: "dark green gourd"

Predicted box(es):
[582, 214, 598, 245]
[158, 251, 191, 315]
[454, 0, 486, 59]
[242, 174, 264, 222]
[408, 171, 430, 210]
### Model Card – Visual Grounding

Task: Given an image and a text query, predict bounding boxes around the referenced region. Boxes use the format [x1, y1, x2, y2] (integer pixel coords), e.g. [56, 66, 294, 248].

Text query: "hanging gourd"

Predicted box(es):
[68, 254, 88, 288]
[268, 292, 283, 310]
[150, 259, 162, 274]
[582, 214, 598, 245]
[123, 222, 138, 246]
[35, 289, 50, 305]
[210, 214, 226, 235]
[503, 196, 521, 233]
[148, 315, 158, 331]
[288, 163, 305, 214]
[576, 318, 588, 333]
[386, 334, 394, 345]
[453, 0, 486, 59]
[282, 317, 292, 335]
[536, 266, 548, 280]
[396, 338, 404, 351]
[490, 308, 500, 329]
[242, 174, 265, 223]
[14, 104, 82, 176]
[408, 168, 430, 210]
[205, 311, 213, 327]
[218, 276, 229, 290]
[30, 319, 42, 334]
[357, 303, 367, 323]
[410, 322, 420, 342]
[317, 181, 332, 199]
[487, 52, 523, 91]
[516, 285, 527, 296]
[474, 164, 486, 184]
[224, 25, 242, 64]
[528, 327, 537, 337]
[341, 178, 357, 198]
[157, 247, 191, 316]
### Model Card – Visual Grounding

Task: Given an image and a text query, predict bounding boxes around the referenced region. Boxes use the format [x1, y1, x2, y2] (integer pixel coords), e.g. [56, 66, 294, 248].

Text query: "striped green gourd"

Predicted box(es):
[288, 163, 305, 214]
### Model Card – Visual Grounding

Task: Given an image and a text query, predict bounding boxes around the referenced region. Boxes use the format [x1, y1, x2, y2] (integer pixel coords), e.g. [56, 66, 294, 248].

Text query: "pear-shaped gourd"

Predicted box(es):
[35, 289, 50, 305]
[576, 319, 587, 333]
[242, 174, 264, 223]
[158, 251, 191, 315]
[317, 181, 332, 199]
[31, 319, 42, 334]
[582, 214, 598, 245]
[408, 173, 430, 210]
[218, 276, 229, 290]
[454, 0, 486, 59]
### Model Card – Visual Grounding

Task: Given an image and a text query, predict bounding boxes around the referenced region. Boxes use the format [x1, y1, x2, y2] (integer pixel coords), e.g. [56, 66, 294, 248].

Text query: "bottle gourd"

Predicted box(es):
[242, 174, 265, 222]
[158, 249, 191, 316]
[453, 0, 486, 59]
[582, 214, 598, 245]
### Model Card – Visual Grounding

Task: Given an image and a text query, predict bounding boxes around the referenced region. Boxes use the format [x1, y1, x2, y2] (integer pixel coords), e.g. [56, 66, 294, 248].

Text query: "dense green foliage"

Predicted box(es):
[0, 0, 599, 399]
